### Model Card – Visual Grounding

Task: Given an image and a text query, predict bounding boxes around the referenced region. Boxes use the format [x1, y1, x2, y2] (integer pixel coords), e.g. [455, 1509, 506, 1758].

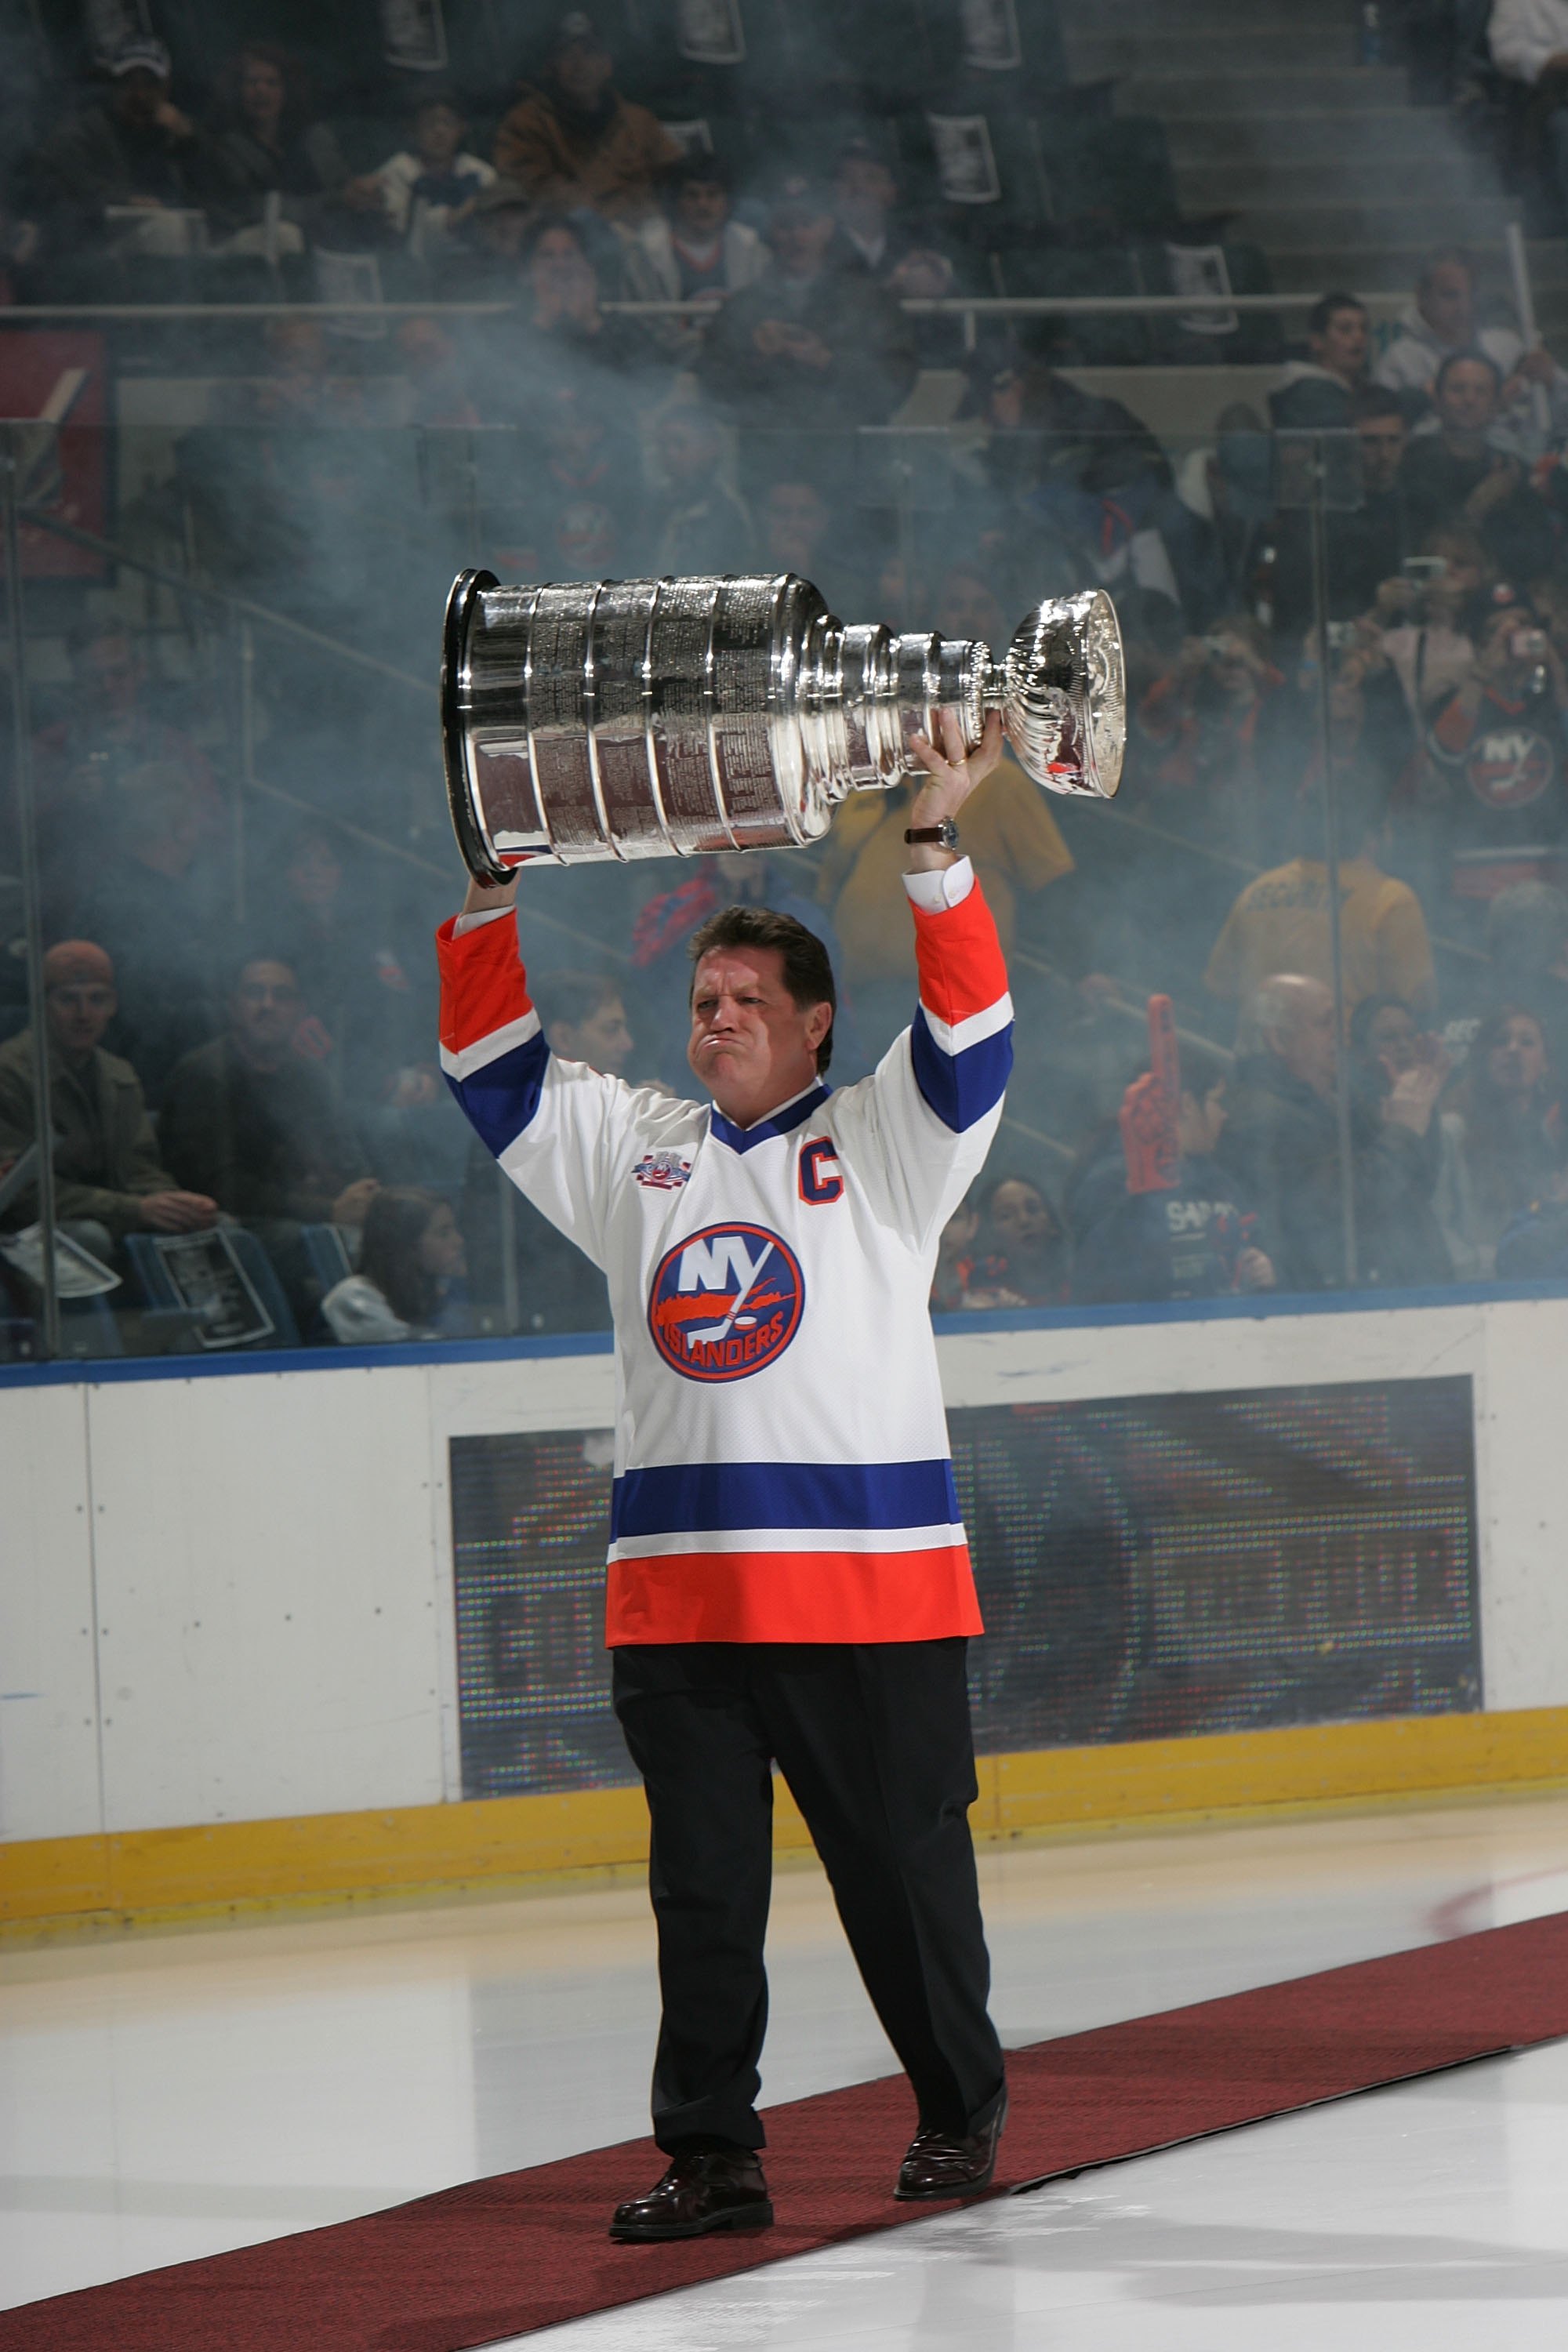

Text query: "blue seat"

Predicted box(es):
[124, 1229, 300, 1351]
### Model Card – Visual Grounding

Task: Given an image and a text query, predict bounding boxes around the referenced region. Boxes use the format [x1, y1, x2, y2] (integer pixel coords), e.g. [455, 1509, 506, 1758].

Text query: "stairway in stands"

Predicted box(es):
[1058, 0, 1568, 331]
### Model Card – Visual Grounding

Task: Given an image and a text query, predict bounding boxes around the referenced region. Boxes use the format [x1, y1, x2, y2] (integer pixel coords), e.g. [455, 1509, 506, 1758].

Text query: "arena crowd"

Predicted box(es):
[5, 1, 1568, 1350]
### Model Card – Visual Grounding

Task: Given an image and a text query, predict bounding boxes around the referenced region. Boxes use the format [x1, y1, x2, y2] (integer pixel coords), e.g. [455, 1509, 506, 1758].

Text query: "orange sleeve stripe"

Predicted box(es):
[436, 914, 535, 1055]
[909, 879, 1010, 1026]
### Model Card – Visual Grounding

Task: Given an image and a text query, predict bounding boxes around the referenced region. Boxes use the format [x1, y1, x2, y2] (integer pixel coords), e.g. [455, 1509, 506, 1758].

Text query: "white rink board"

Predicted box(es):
[2, 1294, 1566, 1846]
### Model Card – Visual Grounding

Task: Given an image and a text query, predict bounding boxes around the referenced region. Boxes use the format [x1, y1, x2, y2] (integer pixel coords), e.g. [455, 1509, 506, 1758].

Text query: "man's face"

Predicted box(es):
[530, 227, 595, 303]
[1270, 983, 1338, 1098]
[688, 946, 828, 1109]
[286, 834, 343, 910]
[238, 54, 285, 130]
[1366, 1003, 1419, 1073]
[1356, 410, 1408, 493]
[769, 207, 834, 277]
[46, 979, 116, 1058]
[1438, 358, 1498, 436]
[78, 632, 140, 720]
[763, 482, 827, 570]
[656, 408, 717, 485]
[834, 157, 896, 227]
[113, 67, 167, 129]
[230, 961, 302, 1060]
[556, 993, 633, 1076]
[416, 102, 464, 166]
[554, 40, 613, 107]
[1421, 260, 1473, 347]
[675, 177, 728, 238]
[1310, 305, 1369, 386]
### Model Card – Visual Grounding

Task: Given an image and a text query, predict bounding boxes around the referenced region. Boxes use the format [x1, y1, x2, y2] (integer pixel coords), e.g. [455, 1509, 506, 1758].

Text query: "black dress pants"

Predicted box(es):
[612, 1637, 1006, 2154]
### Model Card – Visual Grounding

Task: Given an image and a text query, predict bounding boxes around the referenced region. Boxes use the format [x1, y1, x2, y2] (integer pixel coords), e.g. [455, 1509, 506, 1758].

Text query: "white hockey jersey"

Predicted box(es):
[437, 868, 1013, 1645]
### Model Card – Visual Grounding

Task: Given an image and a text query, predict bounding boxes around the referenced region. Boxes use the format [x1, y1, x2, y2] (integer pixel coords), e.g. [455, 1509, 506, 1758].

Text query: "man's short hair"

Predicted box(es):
[1434, 347, 1502, 396]
[1307, 291, 1366, 340]
[688, 904, 837, 1073]
[532, 968, 621, 1034]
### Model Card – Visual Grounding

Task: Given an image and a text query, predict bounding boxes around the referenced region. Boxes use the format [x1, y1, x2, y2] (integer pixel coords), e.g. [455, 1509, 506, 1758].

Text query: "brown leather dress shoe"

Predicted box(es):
[894, 2092, 1007, 2200]
[609, 2148, 774, 2242]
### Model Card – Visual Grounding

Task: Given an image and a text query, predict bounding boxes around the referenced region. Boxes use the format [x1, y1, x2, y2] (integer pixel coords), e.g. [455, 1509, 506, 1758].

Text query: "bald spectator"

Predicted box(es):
[1216, 974, 1450, 1290]
[160, 955, 378, 1243]
[492, 12, 679, 227]
[26, 37, 234, 254]
[1204, 757, 1436, 1019]
[1374, 247, 1568, 449]
[0, 943, 216, 1261]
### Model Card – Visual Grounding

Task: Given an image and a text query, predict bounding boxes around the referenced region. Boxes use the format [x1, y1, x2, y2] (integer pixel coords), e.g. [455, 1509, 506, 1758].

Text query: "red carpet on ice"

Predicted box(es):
[5, 1910, 1566, 2352]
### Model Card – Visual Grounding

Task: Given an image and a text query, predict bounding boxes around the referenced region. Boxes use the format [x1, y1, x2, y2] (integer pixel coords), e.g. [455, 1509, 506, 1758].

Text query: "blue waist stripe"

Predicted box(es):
[611, 1458, 961, 1540]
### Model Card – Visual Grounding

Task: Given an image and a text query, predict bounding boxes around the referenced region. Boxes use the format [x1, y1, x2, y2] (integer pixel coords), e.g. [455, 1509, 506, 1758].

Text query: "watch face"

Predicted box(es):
[938, 818, 959, 848]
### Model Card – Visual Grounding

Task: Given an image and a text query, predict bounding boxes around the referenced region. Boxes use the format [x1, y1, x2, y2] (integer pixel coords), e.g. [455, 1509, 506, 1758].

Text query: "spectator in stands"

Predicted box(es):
[1437, 1002, 1564, 1274]
[160, 953, 379, 1244]
[33, 617, 223, 888]
[209, 43, 370, 245]
[622, 155, 765, 325]
[1490, 0, 1568, 222]
[0, 942, 217, 1258]
[1071, 1037, 1277, 1304]
[492, 11, 680, 226]
[532, 969, 635, 1073]
[830, 141, 913, 277]
[964, 1172, 1069, 1307]
[368, 90, 495, 249]
[528, 378, 642, 543]
[1217, 973, 1451, 1290]
[1270, 292, 1370, 429]
[392, 316, 483, 427]
[1170, 402, 1276, 628]
[1472, 877, 1568, 1070]
[973, 358, 1181, 613]
[69, 761, 227, 1102]
[1374, 246, 1568, 449]
[1427, 593, 1568, 911]
[1272, 388, 1416, 637]
[814, 711, 1074, 1053]
[698, 176, 916, 430]
[1204, 753, 1437, 1018]
[1137, 615, 1284, 836]
[1362, 524, 1488, 721]
[26, 36, 234, 254]
[322, 1187, 468, 1345]
[645, 399, 754, 575]
[480, 214, 655, 401]
[1401, 352, 1557, 584]
[272, 824, 430, 1118]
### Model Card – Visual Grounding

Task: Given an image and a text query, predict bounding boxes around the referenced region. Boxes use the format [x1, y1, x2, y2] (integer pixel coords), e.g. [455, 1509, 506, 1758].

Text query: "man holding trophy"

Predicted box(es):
[436, 564, 1124, 2237]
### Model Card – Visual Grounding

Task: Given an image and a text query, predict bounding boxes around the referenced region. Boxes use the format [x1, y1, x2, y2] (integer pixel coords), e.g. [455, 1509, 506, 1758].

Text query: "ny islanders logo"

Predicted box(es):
[648, 1221, 804, 1382]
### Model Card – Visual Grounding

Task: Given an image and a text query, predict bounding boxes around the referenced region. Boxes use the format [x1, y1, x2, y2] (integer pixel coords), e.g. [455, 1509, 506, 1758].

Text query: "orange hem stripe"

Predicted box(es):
[605, 1544, 984, 1645]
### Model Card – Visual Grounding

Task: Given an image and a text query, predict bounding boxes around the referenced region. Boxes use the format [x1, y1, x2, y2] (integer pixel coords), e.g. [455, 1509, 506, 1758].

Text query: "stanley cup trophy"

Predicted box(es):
[441, 568, 1126, 885]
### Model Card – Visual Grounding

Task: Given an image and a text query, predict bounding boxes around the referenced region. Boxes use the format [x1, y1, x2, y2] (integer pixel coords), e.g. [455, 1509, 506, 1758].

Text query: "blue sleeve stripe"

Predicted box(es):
[612, 1457, 960, 1540]
[909, 1007, 1014, 1133]
[443, 1029, 550, 1160]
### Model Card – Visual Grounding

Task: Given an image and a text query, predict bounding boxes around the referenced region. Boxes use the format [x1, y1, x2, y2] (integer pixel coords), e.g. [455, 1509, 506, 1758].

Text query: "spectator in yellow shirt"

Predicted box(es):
[813, 561, 1077, 1054]
[1203, 755, 1436, 1022]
